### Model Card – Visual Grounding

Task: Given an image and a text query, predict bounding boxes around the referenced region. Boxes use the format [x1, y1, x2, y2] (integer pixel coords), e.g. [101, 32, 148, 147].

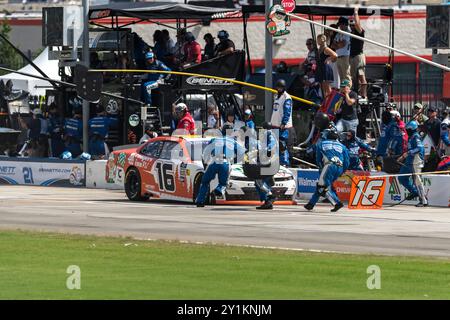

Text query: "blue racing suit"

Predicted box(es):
[343, 137, 374, 171]
[245, 119, 255, 130]
[376, 119, 404, 157]
[63, 117, 83, 158]
[141, 60, 171, 105]
[48, 115, 65, 158]
[195, 137, 246, 205]
[398, 132, 427, 202]
[308, 139, 350, 207]
[88, 116, 119, 157]
[254, 130, 277, 202]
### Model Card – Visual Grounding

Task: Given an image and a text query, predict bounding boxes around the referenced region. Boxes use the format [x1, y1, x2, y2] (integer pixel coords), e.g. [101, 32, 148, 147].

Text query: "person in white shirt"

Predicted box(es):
[271, 79, 294, 166]
[332, 17, 352, 87]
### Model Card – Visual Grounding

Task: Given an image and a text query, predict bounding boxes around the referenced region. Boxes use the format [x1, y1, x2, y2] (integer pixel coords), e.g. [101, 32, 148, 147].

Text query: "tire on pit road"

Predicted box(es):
[125, 167, 149, 201]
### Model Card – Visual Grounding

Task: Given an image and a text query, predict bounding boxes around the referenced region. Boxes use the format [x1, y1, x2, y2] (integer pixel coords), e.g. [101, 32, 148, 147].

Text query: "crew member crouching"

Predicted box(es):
[195, 124, 245, 207]
[304, 128, 350, 212]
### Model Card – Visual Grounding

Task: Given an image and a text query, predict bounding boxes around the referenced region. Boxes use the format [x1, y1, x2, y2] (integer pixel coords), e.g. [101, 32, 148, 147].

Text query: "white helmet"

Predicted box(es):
[390, 110, 401, 118]
[175, 103, 188, 114]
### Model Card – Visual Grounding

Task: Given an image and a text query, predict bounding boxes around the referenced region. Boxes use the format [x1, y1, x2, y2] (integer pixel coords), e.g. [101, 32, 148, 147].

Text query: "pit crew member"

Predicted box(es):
[304, 128, 350, 212]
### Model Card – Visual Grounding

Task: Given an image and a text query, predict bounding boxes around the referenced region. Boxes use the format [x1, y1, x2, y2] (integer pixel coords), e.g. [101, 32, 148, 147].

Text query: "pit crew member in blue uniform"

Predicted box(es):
[376, 111, 404, 158]
[304, 128, 350, 212]
[141, 51, 171, 105]
[271, 79, 293, 166]
[88, 105, 119, 158]
[342, 129, 376, 171]
[195, 124, 246, 207]
[397, 121, 428, 207]
[254, 122, 278, 210]
[244, 109, 255, 130]
[63, 108, 83, 158]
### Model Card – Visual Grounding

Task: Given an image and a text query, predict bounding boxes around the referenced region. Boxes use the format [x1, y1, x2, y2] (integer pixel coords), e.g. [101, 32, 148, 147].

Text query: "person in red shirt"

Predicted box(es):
[174, 103, 196, 135]
[182, 32, 202, 66]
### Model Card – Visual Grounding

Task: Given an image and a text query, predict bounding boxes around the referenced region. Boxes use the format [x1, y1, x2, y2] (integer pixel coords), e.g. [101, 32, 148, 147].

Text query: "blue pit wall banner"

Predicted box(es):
[0, 157, 86, 187]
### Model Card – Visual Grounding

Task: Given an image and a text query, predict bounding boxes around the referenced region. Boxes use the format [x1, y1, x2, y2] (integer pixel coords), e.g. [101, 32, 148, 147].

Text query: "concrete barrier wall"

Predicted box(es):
[86, 160, 123, 190]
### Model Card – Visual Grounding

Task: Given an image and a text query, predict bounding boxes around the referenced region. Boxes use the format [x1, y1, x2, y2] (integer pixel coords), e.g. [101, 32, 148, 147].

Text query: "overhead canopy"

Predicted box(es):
[0, 48, 60, 96]
[89, 2, 238, 20]
[242, 4, 394, 17]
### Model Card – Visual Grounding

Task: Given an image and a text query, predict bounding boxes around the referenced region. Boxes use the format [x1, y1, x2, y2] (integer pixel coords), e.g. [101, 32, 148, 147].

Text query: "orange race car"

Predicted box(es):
[106, 136, 297, 204]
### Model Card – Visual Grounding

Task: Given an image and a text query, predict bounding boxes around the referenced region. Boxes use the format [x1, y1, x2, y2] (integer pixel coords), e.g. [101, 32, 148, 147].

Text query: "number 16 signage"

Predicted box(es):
[348, 176, 387, 210]
[281, 0, 296, 13]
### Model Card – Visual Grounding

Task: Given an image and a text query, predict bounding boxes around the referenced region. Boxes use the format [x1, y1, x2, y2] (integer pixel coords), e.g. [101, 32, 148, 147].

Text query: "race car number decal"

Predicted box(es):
[155, 162, 176, 193]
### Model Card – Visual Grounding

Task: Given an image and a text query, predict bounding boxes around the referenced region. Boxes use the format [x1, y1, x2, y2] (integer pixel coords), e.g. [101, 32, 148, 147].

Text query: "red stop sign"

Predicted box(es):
[281, 0, 296, 13]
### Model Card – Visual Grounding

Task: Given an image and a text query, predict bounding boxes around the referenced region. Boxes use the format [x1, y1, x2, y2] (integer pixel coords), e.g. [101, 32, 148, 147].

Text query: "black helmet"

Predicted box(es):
[275, 79, 286, 89]
[314, 112, 331, 131]
[323, 128, 339, 141]
[262, 122, 272, 130]
[218, 30, 229, 40]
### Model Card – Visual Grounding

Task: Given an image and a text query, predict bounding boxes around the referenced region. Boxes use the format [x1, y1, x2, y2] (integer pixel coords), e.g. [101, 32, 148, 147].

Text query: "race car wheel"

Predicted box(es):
[125, 167, 148, 201]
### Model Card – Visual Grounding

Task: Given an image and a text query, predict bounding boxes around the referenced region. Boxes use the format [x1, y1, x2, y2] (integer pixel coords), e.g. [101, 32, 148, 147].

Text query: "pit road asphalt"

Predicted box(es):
[1, 186, 450, 258]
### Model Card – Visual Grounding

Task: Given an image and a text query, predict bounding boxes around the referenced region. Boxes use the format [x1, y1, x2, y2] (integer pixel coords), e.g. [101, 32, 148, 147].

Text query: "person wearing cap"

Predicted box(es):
[244, 108, 255, 130]
[271, 78, 294, 166]
[182, 32, 202, 66]
[349, 6, 367, 98]
[47, 103, 65, 158]
[214, 30, 235, 57]
[335, 79, 359, 134]
[141, 51, 171, 106]
[332, 16, 352, 87]
[88, 105, 119, 158]
[376, 109, 406, 159]
[424, 107, 441, 147]
[203, 33, 216, 61]
[195, 124, 246, 207]
[173, 103, 196, 135]
[63, 107, 83, 158]
[412, 103, 428, 127]
[397, 121, 428, 207]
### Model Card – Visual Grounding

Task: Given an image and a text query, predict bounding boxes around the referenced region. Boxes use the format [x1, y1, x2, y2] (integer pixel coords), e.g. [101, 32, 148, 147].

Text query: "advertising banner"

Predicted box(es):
[0, 158, 85, 187]
[380, 174, 450, 207]
[296, 168, 450, 207]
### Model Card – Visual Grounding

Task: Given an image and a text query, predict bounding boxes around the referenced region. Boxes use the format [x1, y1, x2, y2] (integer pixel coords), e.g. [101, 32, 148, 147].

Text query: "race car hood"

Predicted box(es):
[230, 164, 294, 179]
